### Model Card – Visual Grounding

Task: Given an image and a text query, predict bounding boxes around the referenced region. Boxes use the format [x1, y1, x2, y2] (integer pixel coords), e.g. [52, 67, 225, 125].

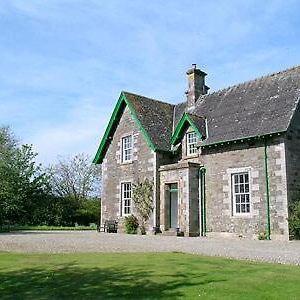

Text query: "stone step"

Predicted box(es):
[161, 230, 179, 236]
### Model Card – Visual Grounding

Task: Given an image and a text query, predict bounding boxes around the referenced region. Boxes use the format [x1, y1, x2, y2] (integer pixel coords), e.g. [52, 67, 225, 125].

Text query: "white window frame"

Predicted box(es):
[186, 131, 197, 156]
[121, 182, 132, 216]
[231, 171, 251, 216]
[121, 135, 133, 162]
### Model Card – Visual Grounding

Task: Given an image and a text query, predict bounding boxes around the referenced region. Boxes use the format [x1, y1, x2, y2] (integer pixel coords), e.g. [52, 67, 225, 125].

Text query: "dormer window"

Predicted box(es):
[122, 135, 133, 162]
[186, 131, 197, 155]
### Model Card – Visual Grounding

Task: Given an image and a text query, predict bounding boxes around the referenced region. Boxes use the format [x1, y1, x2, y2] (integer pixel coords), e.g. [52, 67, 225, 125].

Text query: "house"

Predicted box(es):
[93, 64, 300, 240]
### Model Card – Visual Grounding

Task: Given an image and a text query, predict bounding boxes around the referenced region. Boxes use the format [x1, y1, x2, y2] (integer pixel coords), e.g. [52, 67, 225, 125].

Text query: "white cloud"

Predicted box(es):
[30, 97, 112, 165]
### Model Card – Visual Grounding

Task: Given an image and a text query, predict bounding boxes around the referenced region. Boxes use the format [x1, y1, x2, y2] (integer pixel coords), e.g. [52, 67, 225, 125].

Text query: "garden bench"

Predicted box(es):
[102, 220, 118, 233]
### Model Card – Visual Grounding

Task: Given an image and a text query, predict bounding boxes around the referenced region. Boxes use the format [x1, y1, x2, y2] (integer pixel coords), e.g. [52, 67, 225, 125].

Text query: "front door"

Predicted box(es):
[169, 183, 178, 229]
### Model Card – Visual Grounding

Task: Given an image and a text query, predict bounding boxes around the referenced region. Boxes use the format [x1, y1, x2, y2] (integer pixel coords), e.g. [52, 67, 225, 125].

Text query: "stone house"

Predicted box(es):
[93, 64, 300, 240]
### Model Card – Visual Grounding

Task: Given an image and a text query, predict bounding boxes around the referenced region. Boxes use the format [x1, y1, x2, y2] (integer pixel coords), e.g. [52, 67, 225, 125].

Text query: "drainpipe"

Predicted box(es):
[198, 167, 207, 236]
[264, 139, 271, 240]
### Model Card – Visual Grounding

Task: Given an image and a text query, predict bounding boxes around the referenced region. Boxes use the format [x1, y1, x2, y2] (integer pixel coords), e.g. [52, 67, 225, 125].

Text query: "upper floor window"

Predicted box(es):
[121, 182, 132, 216]
[232, 172, 250, 215]
[186, 131, 197, 155]
[122, 135, 133, 162]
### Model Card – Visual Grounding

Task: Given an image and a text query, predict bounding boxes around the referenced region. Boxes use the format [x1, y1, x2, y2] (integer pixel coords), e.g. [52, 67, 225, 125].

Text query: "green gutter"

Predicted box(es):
[264, 139, 271, 240]
[202, 168, 207, 236]
[201, 131, 284, 149]
[199, 167, 207, 237]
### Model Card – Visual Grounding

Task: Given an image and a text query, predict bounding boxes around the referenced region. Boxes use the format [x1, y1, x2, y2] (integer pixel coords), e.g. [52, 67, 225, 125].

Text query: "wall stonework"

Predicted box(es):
[101, 103, 296, 240]
[101, 106, 155, 231]
[200, 138, 289, 240]
[285, 105, 300, 206]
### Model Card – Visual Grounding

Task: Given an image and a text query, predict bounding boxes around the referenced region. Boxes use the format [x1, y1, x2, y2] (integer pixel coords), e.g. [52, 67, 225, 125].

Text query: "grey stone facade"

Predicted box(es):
[101, 106, 155, 231]
[96, 65, 300, 240]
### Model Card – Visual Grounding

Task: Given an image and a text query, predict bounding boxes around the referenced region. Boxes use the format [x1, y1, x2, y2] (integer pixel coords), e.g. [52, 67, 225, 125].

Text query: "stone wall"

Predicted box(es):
[285, 104, 300, 206]
[201, 137, 289, 240]
[159, 162, 200, 236]
[101, 106, 155, 231]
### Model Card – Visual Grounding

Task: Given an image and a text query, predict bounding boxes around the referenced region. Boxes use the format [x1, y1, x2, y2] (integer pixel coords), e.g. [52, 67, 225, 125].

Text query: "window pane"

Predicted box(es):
[245, 184, 249, 193]
[234, 175, 239, 184]
[187, 132, 197, 155]
[239, 174, 244, 183]
[240, 184, 244, 193]
[232, 172, 251, 214]
[246, 204, 250, 212]
[241, 195, 245, 203]
[122, 135, 133, 161]
[234, 185, 239, 193]
[245, 173, 249, 183]
[245, 194, 250, 203]
[241, 204, 246, 213]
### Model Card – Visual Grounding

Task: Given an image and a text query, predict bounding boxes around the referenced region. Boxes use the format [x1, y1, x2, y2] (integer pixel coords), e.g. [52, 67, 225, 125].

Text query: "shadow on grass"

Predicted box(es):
[0, 262, 227, 300]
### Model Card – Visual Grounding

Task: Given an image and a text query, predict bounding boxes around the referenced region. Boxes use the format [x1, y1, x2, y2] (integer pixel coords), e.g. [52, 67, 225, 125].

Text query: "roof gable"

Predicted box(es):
[93, 91, 174, 164]
[171, 113, 206, 145]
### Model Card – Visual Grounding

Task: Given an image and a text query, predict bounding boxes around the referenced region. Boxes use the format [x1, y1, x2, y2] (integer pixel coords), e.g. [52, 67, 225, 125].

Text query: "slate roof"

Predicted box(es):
[122, 91, 174, 151]
[124, 65, 300, 150]
[94, 65, 300, 163]
[193, 65, 300, 146]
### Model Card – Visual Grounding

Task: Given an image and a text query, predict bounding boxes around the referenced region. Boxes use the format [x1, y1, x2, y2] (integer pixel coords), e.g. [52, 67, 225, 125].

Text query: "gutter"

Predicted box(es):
[198, 167, 207, 236]
[264, 139, 271, 240]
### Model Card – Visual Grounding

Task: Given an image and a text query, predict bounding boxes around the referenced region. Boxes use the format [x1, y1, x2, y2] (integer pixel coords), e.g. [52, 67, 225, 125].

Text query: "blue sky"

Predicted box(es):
[0, 0, 299, 165]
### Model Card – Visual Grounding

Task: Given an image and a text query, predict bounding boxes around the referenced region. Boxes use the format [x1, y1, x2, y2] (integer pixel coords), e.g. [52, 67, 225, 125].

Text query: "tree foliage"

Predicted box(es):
[48, 153, 101, 200]
[0, 127, 101, 228]
[0, 127, 49, 226]
[289, 200, 300, 239]
[132, 179, 153, 234]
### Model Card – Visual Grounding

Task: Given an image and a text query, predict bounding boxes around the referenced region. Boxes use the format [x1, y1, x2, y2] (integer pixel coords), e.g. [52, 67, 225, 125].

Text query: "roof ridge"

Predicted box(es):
[122, 90, 175, 107]
[198, 64, 300, 100]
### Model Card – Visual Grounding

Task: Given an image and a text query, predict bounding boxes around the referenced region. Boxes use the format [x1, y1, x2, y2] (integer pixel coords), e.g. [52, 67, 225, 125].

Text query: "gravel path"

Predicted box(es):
[1, 231, 300, 265]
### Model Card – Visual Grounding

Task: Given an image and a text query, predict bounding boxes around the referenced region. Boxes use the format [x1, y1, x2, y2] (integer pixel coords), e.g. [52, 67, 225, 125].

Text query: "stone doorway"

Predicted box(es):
[168, 183, 178, 229]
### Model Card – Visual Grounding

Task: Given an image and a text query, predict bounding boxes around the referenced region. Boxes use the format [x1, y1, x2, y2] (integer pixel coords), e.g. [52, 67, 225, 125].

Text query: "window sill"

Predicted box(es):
[120, 160, 133, 165]
[183, 154, 198, 160]
[231, 213, 253, 219]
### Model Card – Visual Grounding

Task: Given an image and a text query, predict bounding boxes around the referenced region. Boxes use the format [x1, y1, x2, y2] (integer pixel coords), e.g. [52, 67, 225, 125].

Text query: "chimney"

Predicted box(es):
[186, 64, 209, 109]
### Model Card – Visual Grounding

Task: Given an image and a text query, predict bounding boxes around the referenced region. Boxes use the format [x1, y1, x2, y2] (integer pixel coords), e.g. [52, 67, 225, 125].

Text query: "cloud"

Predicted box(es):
[30, 96, 112, 165]
[1, 0, 300, 164]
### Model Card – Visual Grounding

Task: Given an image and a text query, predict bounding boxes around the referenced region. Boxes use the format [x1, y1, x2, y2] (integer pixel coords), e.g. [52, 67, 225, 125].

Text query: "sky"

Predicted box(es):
[0, 0, 299, 165]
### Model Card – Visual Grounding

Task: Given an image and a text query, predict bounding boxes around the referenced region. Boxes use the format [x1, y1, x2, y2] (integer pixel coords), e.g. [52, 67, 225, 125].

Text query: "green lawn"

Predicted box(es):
[0, 252, 299, 299]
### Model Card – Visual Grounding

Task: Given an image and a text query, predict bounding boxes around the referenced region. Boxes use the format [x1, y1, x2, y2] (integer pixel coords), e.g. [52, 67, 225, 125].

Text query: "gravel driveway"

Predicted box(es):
[1, 231, 300, 265]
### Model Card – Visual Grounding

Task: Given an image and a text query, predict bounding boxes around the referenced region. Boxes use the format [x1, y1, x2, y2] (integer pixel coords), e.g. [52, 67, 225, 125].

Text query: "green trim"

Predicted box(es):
[201, 131, 285, 149]
[264, 139, 271, 240]
[199, 167, 207, 237]
[93, 92, 158, 164]
[170, 113, 203, 145]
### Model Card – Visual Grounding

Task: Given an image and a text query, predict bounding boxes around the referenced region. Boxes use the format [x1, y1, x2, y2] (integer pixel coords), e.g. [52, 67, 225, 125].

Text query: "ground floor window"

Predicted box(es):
[232, 172, 250, 215]
[121, 182, 132, 216]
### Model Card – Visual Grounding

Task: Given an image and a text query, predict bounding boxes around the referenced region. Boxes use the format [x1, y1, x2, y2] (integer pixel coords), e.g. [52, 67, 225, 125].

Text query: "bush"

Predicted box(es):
[124, 215, 139, 234]
[289, 201, 300, 239]
[257, 232, 268, 240]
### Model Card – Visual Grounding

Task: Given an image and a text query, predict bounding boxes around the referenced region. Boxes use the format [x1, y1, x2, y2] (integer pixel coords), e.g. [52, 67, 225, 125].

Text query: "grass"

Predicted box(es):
[0, 252, 299, 299]
[0, 224, 97, 232]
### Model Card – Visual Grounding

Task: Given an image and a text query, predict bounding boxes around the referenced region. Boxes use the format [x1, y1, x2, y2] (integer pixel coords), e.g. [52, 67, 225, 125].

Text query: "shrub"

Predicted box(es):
[124, 215, 139, 234]
[257, 232, 268, 240]
[289, 201, 300, 239]
[132, 179, 153, 234]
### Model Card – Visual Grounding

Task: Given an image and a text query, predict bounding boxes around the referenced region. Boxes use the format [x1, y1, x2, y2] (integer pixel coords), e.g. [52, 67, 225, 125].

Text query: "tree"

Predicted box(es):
[48, 153, 101, 200]
[47, 154, 101, 225]
[132, 179, 153, 234]
[0, 127, 49, 226]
